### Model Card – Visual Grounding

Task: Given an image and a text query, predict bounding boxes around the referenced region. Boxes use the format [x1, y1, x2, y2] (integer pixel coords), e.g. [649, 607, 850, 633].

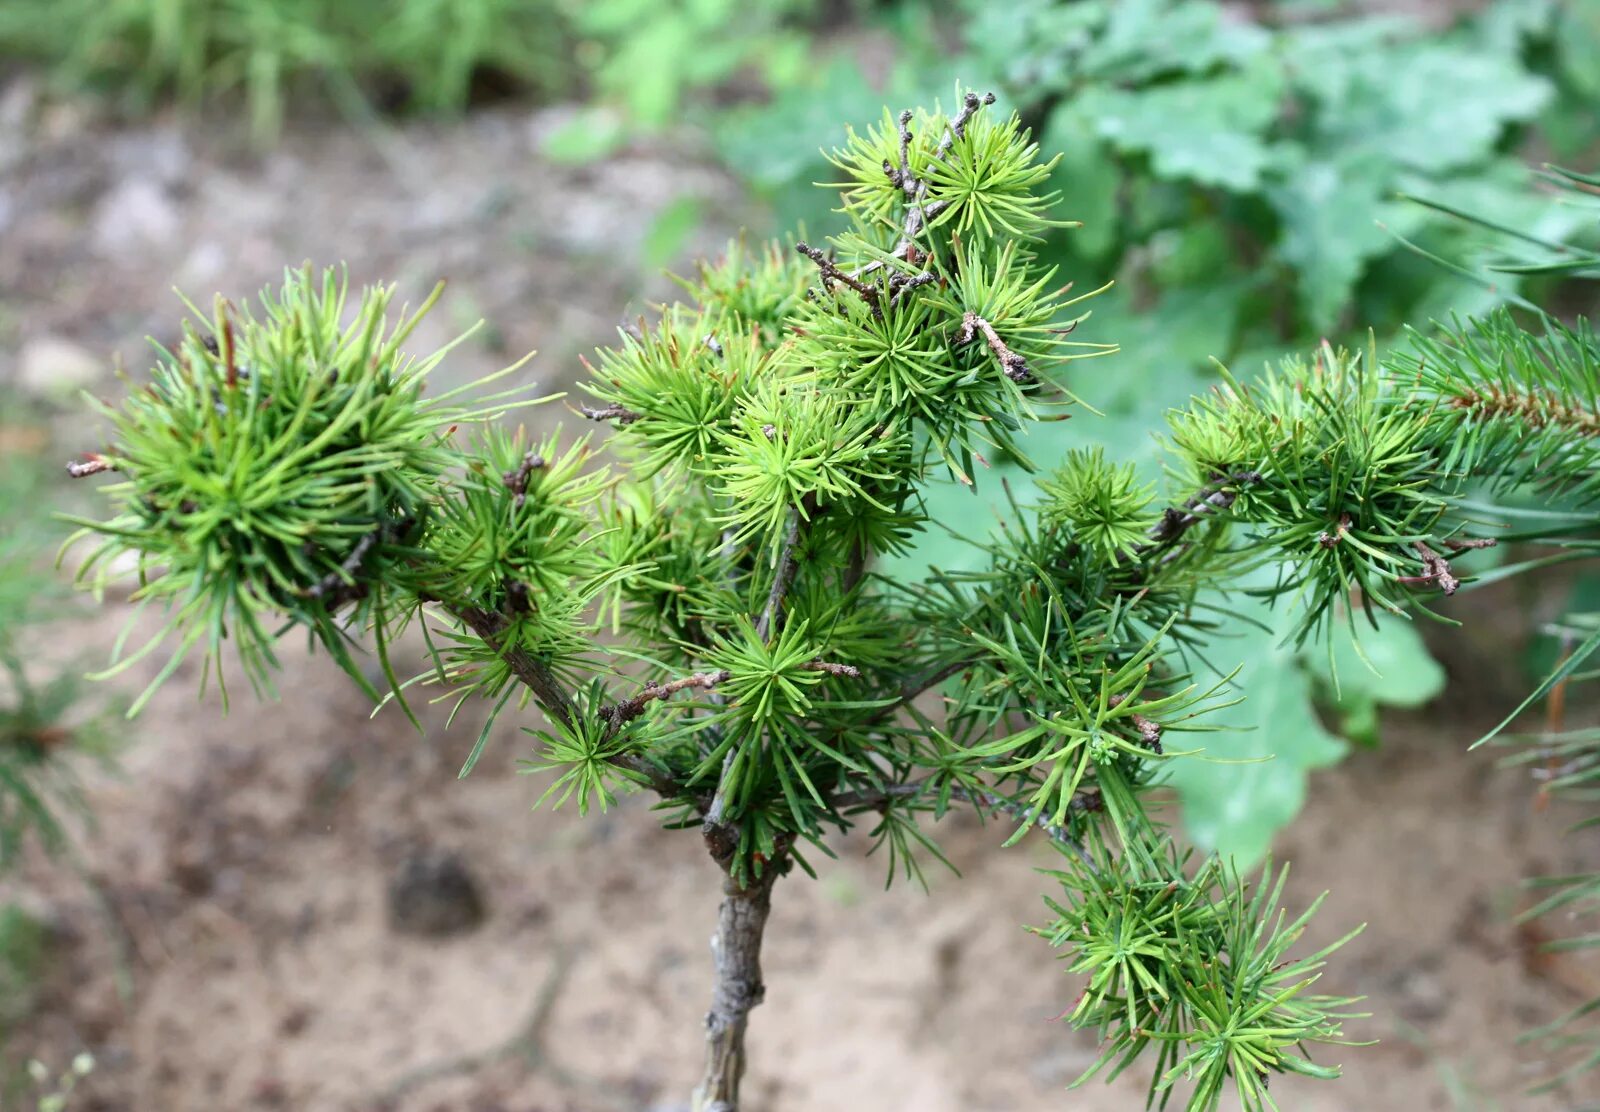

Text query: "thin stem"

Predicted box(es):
[828, 776, 1098, 869]
[898, 656, 974, 704]
[755, 510, 802, 642]
[842, 539, 869, 595]
[796, 242, 882, 317]
[302, 526, 386, 601]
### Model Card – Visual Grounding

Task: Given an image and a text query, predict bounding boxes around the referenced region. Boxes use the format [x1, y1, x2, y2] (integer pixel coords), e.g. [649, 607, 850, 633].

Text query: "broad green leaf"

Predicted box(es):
[601, 16, 694, 127]
[1293, 41, 1551, 173]
[1043, 105, 1120, 262]
[1081, 279, 1250, 416]
[1308, 612, 1445, 749]
[1074, 61, 1284, 192]
[1164, 588, 1346, 867]
[1473, 0, 1560, 53]
[1308, 610, 1447, 730]
[1264, 151, 1421, 332]
[1086, 0, 1269, 82]
[959, 0, 1106, 96]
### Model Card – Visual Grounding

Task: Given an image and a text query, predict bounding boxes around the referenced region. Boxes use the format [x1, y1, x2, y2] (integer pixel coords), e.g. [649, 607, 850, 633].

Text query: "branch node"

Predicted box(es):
[1142, 470, 1263, 549]
[502, 451, 546, 508]
[1317, 513, 1353, 549]
[890, 271, 936, 308]
[1399, 541, 1461, 596]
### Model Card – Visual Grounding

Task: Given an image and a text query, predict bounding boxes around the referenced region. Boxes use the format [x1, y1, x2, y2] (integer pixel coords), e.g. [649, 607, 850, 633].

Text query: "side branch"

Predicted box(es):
[600, 661, 859, 738]
[579, 402, 643, 425]
[796, 242, 882, 318]
[830, 776, 1098, 867]
[600, 670, 732, 730]
[1447, 385, 1600, 436]
[887, 90, 996, 253]
[455, 605, 580, 728]
[1142, 469, 1263, 549]
[301, 526, 386, 602]
[453, 604, 686, 800]
[958, 312, 1032, 382]
[898, 657, 972, 704]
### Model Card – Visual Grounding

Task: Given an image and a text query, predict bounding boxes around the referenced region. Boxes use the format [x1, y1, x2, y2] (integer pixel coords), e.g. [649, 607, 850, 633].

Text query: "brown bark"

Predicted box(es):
[691, 864, 780, 1112]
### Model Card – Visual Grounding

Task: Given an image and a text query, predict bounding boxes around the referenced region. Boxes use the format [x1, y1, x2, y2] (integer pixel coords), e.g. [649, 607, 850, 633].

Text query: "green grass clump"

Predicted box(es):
[0, 0, 571, 141]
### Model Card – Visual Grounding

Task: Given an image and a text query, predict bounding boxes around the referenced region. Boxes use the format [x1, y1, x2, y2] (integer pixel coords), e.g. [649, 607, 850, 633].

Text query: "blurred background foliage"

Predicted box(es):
[0, 0, 1597, 864]
[0, 408, 119, 1086]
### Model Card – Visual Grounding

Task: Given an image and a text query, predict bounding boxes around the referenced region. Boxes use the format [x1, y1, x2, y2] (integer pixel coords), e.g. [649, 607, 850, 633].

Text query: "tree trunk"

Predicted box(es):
[691, 864, 779, 1112]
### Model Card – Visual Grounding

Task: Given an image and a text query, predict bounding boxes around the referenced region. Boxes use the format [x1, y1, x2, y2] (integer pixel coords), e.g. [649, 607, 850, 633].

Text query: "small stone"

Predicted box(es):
[108, 128, 192, 188]
[92, 178, 181, 257]
[386, 849, 487, 939]
[16, 335, 103, 398]
[1393, 966, 1449, 1023]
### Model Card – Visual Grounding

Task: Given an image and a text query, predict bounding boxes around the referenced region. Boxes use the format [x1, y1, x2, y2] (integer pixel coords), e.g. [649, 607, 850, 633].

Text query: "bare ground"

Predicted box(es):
[3, 82, 1600, 1111]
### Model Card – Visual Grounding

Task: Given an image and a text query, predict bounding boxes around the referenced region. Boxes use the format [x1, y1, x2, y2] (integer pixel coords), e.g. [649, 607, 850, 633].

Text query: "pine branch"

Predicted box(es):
[1446, 384, 1600, 436]
[958, 311, 1033, 382]
[599, 669, 732, 730]
[796, 241, 882, 317]
[1141, 470, 1263, 549]
[578, 401, 643, 424]
[828, 776, 1099, 868]
[694, 839, 789, 1109]
[453, 604, 688, 800]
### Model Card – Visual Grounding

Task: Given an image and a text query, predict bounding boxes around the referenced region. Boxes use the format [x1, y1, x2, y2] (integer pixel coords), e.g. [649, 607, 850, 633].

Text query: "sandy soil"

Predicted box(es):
[3, 79, 1600, 1111]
